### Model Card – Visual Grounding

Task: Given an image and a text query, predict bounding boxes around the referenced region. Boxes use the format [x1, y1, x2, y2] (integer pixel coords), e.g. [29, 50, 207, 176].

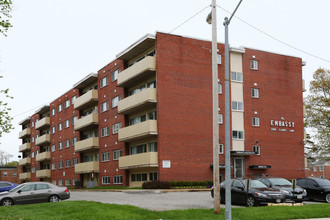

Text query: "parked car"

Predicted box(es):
[0, 182, 70, 206]
[258, 177, 306, 202]
[0, 181, 18, 193]
[211, 179, 285, 207]
[297, 177, 330, 203]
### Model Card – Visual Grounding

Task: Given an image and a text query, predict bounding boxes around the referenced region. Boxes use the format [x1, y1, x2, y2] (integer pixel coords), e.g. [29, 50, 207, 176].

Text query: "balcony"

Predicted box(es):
[75, 161, 99, 174]
[74, 137, 99, 153]
[19, 128, 30, 139]
[74, 89, 98, 110]
[117, 56, 156, 87]
[118, 88, 157, 114]
[19, 172, 31, 180]
[118, 120, 157, 142]
[74, 113, 98, 131]
[36, 134, 50, 146]
[36, 152, 51, 162]
[19, 157, 31, 166]
[19, 143, 31, 152]
[119, 152, 158, 169]
[36, 169, 51, 178]
[35, 117, 50, 130]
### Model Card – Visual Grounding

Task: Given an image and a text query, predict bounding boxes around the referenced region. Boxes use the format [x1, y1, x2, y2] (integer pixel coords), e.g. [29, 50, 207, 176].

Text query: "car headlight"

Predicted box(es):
[281, 190, 291, 195]
[303, 189, 307, 195]
[255, 192, 268, 198]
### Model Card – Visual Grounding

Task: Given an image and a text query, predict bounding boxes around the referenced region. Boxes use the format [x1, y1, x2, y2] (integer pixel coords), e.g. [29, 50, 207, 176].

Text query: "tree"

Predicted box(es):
[0, 76, 14, 141]
[0, 0, 13, 36]
[0, 149, 13, 166]
[6, 160, 18, 167]
[305, 68, 330, 161]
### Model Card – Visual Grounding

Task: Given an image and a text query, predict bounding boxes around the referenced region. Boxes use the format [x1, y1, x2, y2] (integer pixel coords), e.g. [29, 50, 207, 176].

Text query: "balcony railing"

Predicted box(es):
[19, 128, 30, 139]
[35, 117, 50, 130]
[35, 134, 50, 146]
[75, 161, 99, 174]
[19, 157, 31, 166]
[74, 113, 98, 131]
[19, 143, 31, 152]
[74, 89, 98, 110]
[118, 120, 157, 142]
[117, 56, 156, 87]
[19, 172, 31, 180]
[119, 152, 158, 169]
[36, 169, 51, 178]
[118, 88, 157, 114]
[36, 152, 51, 162]
[74, 137, 99, 153]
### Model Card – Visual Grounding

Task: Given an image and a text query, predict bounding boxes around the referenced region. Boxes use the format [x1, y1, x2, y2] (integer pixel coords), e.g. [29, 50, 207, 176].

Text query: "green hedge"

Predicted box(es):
[169, 181, 213, 188]
[142, 180, 171, 189]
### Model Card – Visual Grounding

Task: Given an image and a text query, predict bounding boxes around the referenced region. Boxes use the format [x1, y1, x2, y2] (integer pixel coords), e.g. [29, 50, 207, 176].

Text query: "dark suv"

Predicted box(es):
[297, 178, 330, 203]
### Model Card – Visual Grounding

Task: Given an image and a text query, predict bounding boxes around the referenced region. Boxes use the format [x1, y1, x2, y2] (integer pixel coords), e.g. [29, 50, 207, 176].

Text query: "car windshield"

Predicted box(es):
[9, 184, 25, 193]
[315, 178, 330, 186]
[269, 178, 292, 186]
[241, 180, 268, 189]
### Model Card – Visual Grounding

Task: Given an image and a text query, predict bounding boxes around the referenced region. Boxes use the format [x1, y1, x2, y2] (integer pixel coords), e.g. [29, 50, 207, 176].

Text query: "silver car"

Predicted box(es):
[0, 182, 70, 206]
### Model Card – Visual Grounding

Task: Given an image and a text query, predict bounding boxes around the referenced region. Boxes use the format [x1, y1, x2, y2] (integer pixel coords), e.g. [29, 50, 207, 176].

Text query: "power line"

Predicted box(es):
[216, 4, 330, 63]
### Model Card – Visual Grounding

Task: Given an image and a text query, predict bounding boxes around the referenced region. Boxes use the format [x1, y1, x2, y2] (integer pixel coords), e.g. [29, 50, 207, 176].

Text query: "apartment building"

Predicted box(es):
[305, 161, 330, 179]
[0, 167, 19, 184]
[18, 32, 306, 187]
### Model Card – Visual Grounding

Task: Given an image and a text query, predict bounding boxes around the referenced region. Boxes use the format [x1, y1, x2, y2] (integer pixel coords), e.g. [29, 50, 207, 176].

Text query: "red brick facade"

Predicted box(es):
[0, 167, 19, 184]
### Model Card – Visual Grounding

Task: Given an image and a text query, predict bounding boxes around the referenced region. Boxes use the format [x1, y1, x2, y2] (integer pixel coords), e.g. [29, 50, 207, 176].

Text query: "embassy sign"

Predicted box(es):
[270, 117, 295, 133]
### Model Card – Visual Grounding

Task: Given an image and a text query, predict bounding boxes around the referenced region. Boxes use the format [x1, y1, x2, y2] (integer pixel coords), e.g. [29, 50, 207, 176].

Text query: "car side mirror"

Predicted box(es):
[17, 190, 21, 194]
[238, 186, 244, 190]
[314, 183, 319, 187]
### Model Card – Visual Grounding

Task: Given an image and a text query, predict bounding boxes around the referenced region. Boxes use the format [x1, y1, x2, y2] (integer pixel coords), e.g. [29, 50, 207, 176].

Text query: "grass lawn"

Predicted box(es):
[0, 201, 329, 220]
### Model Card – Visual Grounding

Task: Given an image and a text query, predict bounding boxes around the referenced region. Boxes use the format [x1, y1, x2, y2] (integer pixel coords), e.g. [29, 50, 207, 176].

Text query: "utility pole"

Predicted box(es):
[206, 0, 220, 214]
[223, 1, 243, 220]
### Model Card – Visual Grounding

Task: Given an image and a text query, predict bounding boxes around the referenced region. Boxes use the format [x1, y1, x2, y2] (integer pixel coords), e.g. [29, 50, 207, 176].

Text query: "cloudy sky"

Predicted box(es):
[1, 0, 329, 161]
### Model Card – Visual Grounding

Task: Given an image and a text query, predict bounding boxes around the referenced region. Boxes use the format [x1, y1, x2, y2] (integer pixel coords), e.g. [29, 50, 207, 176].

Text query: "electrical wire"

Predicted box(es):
[216, 4, 330, 63]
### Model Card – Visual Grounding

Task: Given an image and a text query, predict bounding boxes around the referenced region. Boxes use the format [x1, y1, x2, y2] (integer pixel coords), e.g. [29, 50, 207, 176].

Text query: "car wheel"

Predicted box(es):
[325, 193, 330, 203]
[1, 198, 13, 206]
[246, 196, 256, 207]
[49, 195, 60, 203]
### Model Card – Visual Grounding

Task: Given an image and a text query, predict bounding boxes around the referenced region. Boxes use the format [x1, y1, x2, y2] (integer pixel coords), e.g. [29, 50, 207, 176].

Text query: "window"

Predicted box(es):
[31, 152, 35, 158]
[101, 126, 110, 137]
[217, 54, 222, 64]
[319, 166, 324, 171]
[149, 142, 157, 152]
[219, 114, 223, 124]
[232, 101, 244, 111]
[252, 88, 259, 98]
[3, 172, 7, 177]
[51, 126, 56, 134]
[231, 72, 243, 82]
[112, 122, 122, 134]
[219, 144, 224, 154]
[100, 75, 109, 88]
[58, 123, 63, 131]
[31, 121, 34, 128]
[148, 111, 157, 120]
[72, 137, 78, 146]
[313, 166, 317, 172]
[58, 179, 63, 186]
[131, 173, 147, 182]
[111, 69, 120, 82]
[232, 130, 244, 140]
[149, 172, 158, 181]
[65, 139, 70, 148]
[102, 176, 111, 184]
[65, 119, 70, 128]
[253, 145, 260, 155]
[58, 104, 63, 112]
[100, 101, 109, 113]
[58, 161, 63, 169]
[251, 60, 258, 70]
[218, 83, 222, 94]
[113, 150, 122, 160]
[101, 152, 110, 162]
[147, 80, 156, 88]
[52, 163, 56, 170]
[52, 180, 57, 185]
[72, 116, 78, 125]
[112, 96, 121, 108]
[72, 158, 79, 167]
[65, 179, 71, 186]
[130, 144, 146, 155]
[51, 145, 56, 152]
[129, 115, 146, 125]
[64, 100, 70, 108]
[252, 117, 260, 127]
[13, 172, 16, 177]
[51, 108, 55, 116]
[72, 178, 79, 186]
[113, 175, 123, 184]
[71, 95, 77, 105]
[129, 85, 146, 96]
[31, 167, 35, 173]
[58, 142, 63, 150]
[31, 137, 35, 143]
[65, 160, 71, 168]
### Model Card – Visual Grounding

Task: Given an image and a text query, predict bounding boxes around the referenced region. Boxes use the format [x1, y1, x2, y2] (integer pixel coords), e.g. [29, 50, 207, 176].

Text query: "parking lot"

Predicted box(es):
[68, 190, 323, 211]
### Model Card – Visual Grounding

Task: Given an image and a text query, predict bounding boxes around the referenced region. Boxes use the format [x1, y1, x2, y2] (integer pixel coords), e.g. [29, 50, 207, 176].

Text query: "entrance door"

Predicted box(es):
[234, 158, 245, 178]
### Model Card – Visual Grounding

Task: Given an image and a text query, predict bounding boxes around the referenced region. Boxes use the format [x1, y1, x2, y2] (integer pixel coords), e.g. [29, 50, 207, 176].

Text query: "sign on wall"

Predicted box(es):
[162, 160, 171, 168]
[270, 117, 295, 133]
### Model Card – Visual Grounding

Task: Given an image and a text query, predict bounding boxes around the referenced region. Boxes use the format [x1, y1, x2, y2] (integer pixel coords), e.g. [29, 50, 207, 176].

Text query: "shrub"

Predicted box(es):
[142, 180, 171, 189]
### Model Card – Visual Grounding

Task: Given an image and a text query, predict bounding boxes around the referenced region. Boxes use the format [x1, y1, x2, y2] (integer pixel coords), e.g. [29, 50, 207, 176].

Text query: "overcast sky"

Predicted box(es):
[1, 0, 329, 161]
